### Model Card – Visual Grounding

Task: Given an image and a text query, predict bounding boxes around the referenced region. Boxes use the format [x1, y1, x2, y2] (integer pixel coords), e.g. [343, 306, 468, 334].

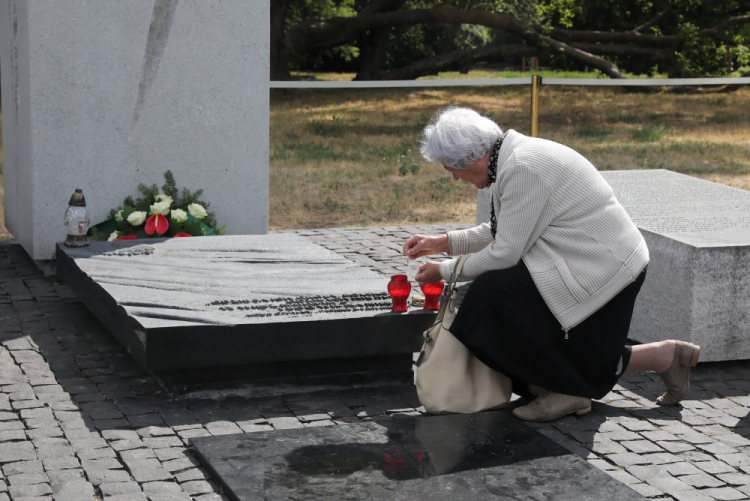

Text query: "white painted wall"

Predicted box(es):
[0, 0, 270, 260]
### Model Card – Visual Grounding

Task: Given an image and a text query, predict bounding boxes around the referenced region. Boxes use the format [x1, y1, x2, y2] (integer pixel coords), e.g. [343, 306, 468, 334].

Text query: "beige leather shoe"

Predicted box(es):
[512, 390, 591, 422]
[657, 341, 700, 406]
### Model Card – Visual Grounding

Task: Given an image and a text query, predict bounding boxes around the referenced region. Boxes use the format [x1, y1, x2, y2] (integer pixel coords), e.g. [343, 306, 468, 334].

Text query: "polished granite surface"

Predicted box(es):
[192, 409, 645, 500]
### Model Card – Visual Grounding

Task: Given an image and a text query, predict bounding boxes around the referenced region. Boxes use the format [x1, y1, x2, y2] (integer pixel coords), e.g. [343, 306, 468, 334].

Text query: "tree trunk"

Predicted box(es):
[270, 0, 293, 80]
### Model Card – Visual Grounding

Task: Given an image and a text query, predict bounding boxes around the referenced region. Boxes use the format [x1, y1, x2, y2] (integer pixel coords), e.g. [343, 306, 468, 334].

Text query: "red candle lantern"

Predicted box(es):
[387, 275, 411, 312]
[420, 281, 444, 311]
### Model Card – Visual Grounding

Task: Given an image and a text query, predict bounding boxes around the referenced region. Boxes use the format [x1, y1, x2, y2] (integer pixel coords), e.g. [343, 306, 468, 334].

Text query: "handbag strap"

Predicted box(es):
[435, 254, 470, 322]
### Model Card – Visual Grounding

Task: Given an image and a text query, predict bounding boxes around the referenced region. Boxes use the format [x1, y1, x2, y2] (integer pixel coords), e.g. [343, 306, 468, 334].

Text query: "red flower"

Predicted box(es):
[174, 232, 192, 237]
[145, 214, 169, 235]
[117, 234, 138, 241]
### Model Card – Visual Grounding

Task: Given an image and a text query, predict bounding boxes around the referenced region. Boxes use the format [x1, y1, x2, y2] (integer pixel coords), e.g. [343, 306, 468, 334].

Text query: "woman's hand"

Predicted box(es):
[403, 234, 449, 260]
[415, 261, 442, 286]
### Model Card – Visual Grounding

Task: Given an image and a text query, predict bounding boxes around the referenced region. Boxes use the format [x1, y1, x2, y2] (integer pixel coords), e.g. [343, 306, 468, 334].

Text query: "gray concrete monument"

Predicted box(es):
[478, 169, 750, 362]
[0, 0, 270, 260]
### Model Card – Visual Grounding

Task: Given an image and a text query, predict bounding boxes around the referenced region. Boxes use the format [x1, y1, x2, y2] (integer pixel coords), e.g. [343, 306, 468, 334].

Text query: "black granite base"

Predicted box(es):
[191, 410, 645, 501]
[56, 236, 436, 387]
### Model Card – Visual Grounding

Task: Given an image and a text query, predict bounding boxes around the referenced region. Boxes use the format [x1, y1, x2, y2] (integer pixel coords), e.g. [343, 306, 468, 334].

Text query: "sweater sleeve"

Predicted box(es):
[447, 164, 554, 281]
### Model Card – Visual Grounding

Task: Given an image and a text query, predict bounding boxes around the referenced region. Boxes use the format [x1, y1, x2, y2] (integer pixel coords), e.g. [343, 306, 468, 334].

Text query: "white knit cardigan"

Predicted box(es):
[439, 130, 649, 332]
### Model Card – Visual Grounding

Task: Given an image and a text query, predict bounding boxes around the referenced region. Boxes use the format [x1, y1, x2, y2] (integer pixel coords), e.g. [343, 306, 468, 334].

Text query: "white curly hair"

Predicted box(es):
[420, 107, 503, 169]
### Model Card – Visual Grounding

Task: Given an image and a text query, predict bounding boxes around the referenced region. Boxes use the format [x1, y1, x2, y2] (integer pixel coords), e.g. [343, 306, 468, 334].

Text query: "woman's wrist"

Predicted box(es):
[438, 234, 450, 254]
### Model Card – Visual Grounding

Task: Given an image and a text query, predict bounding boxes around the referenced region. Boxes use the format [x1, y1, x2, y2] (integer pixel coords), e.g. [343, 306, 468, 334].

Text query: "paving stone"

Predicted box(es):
[658, 440, 696, 453]
[7, 482, 52, 498]
[603, 468, 640, 485]
[103, 493, 147, 500]
[696, 441, 739, 455]
[81, 457, 123, 471]
[608, 452, 654, 467]
[694, 460, 737, 475]
[120, 448, 156, 462]
[179, 480, 214, 495]
[716, 453, 750, 467]
[699, 487, 746, 500]
[620, 440, 664, 453]
[142, 481, 181, 493]
[131, 467, 173, 483]
[99, 481, 142, 496]
[663, 462, 704, 476]
[137, 427, 175, 438]
[52, 479, 96, 501]
[177, 428, 210, 440]
[629, 482, 663, 497]
[0, 429, 26, 441]
[25, 427, 63, 439]
[0, 441, 36, 462]
[161, 457, 197, 473]
[147, 493, 192, 501]
[153, 448, 188, 462]
[266, 416, 304, 430]
[174, 468, 208, 483]
[679, 472, 726, 488]
[2, 459, 43, 476]
[7, 471, 49, 485]
[717, 473, 750, 485]
[46, 467, 86, 486]
[143, 437, 182, 449]
[77, 447, 117, 460]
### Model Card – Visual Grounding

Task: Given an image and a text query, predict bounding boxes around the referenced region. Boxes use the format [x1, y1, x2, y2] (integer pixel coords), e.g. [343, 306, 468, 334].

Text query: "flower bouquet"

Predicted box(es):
[89, 171, 227, 241]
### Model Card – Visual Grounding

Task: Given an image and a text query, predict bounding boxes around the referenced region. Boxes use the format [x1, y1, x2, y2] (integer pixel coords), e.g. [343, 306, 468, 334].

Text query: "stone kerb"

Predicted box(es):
[477, 169, 750, 362]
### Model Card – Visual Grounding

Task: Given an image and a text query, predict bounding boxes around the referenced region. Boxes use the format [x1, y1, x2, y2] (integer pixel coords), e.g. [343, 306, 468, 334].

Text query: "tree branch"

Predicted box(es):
[633, 6, 671, 33]
[373, 44, 537, 80]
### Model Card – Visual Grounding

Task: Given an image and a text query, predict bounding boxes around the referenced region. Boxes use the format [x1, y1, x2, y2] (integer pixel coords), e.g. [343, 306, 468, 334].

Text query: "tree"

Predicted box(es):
[272, 0, 750, 80]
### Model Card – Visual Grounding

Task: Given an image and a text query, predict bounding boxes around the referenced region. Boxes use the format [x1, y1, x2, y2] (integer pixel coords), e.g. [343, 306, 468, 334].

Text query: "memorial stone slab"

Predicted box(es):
[56, 234, 434, 385]
[478, 169, 750, 361]
[191, 409, 645, 500]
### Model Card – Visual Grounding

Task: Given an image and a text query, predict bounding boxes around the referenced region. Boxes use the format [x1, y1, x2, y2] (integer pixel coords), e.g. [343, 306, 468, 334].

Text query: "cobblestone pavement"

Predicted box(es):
[1, 225, 750, 500]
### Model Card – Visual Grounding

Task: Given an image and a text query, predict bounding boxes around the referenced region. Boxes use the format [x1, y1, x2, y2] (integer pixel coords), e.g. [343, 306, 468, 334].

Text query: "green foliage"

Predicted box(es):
[398, 157, 423, 175]
[94, 171, 226, 241]
[284, 0, 750, 78]
[631, 124, 669, 142]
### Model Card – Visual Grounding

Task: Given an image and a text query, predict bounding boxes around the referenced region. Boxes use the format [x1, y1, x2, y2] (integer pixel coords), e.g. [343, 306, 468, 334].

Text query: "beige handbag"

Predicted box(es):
[415, 255, 512, 414]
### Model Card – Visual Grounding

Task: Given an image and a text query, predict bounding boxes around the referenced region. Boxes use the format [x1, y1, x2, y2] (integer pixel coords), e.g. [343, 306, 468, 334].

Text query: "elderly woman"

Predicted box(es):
[403, 107, 700, 422]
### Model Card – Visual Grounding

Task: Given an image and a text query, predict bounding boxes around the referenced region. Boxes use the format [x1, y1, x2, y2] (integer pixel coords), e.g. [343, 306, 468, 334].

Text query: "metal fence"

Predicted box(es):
[270, 76, 750, 137]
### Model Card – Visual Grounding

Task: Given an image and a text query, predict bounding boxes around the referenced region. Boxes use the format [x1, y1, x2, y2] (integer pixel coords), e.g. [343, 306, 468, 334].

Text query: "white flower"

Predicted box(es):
[170, 209, 188, 223]
[127, 211, 147, 226]
[150, 201, 171, 216]
[188, 203, 207, 220]
[107, 231, 119, 242]
[114, 210, 123, 222]
[154, 193, 173, 205]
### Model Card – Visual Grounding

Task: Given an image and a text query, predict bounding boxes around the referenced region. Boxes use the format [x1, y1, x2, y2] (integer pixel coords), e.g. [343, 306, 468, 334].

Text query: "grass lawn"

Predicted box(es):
[269, 82, 750, 229]
[2, 74, 749, 235]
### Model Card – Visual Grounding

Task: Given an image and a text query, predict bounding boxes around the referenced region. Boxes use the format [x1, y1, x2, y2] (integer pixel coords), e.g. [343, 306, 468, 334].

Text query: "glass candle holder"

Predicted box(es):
[420, 280, 445, 311]
[387, 275, 411, 312]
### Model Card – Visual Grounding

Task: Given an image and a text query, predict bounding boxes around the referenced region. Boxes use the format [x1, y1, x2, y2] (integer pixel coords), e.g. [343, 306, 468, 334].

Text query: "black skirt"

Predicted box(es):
[449, 261, 647, 400]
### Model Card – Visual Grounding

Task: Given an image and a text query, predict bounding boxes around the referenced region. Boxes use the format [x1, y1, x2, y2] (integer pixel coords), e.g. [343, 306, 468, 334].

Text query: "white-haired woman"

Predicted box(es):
[403, 107, 700, 422]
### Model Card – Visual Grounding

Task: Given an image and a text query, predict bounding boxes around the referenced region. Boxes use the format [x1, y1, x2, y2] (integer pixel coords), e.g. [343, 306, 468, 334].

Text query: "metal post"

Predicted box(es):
[530, 75, 542, 137]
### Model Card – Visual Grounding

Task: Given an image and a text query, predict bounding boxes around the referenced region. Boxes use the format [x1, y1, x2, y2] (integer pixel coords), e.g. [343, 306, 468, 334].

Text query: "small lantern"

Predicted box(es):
[420, 280, 445, 311]
[387, 274, 411, 312]
[64, 189, 90, 247]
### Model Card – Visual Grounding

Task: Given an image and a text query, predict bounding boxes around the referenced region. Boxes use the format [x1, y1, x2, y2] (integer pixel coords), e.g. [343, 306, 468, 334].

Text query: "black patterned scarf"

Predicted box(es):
[487, 138, 503, 238]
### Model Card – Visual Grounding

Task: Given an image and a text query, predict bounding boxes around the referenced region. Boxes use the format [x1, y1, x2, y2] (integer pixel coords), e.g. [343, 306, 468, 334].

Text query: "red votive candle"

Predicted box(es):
[387, 275, 411, 312]
[420, 281, 444, 311]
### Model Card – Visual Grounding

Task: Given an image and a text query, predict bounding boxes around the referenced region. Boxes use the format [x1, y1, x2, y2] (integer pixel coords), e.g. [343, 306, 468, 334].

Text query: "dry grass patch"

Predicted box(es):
[270, 85, 750, 230]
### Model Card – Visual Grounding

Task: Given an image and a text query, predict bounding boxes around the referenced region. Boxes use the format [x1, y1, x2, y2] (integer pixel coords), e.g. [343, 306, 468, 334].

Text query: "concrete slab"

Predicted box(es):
[56, 234, 435, 384]
[191, 409, 646, 500]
